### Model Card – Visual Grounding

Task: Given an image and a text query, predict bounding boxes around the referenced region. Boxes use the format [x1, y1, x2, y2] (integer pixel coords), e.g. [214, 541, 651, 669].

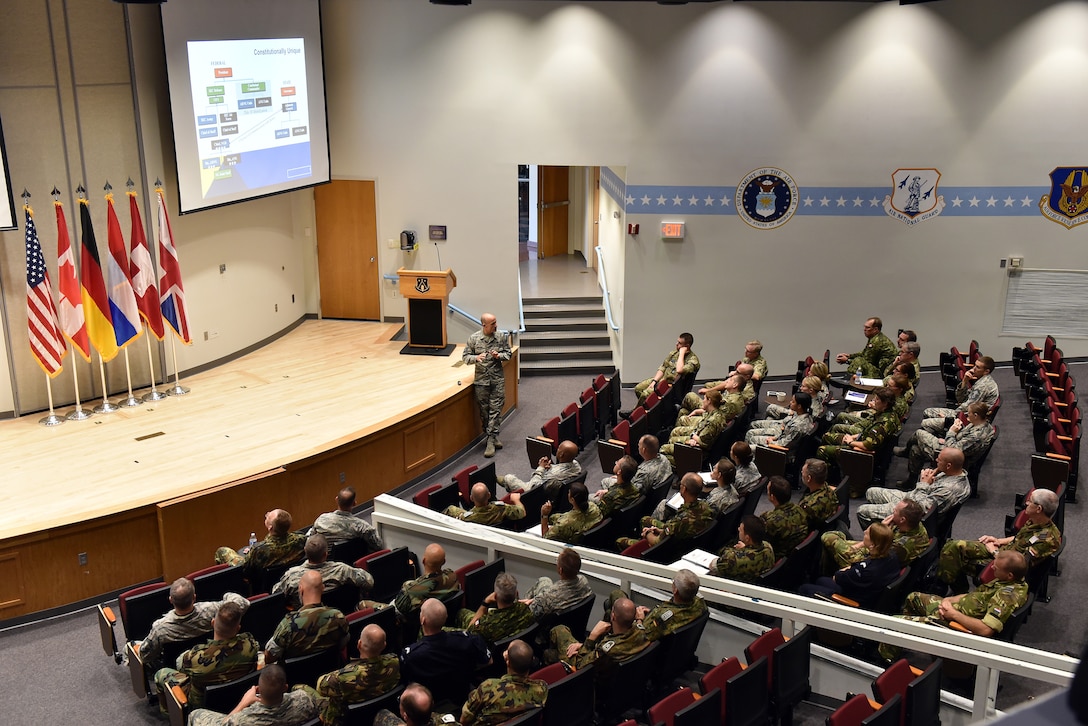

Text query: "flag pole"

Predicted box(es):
[39, 372, 64, 426]
[66, 347, 91, 420]
[94, 353, 119, 413]
[142, 331, 167, 402]
[118, 348, 142, 407]
[166, 334, 189, 396]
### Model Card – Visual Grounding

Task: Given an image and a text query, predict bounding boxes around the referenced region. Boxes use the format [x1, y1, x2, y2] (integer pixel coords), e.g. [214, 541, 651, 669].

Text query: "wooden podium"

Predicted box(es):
[397, 268, 457, 348]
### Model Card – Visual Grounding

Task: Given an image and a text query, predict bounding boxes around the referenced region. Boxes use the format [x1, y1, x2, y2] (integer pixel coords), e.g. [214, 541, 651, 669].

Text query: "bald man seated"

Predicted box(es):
[401, 599, 491, 709]
[500, 440, 582, 494]
[188, 664, 317, 726]
[265, 570, 349, 663]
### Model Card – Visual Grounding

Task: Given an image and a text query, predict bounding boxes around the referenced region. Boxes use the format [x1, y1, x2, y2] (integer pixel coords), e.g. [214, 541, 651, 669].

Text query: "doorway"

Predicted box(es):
[314, 180, 381, 320]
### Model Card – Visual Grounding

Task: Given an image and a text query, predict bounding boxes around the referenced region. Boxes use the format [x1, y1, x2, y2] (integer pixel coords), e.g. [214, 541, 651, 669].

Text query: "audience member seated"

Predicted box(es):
[895, 402, 995, 484]
[730, 441, 763, 496]
[883, 340, 921, 384]
[817, 387, 901, 472]
[604, 569, 706, 642]
[453, 573, 535, 645]
[309, 486, 384, 552]
[741, 339, 769, 381]
[501, 440, 582, 495]
[835, 316, 897, 378]
[920, 356, 999, 436]
[678, 367, 746, 419]
[822, 499, 928, 571]
[745, 392, 816, 448]
[618, 473, 714, 550]
[188, 664, 317, 726]
[273, 533, 374, 608]
[832, 373, 910, 429]
[808, 361, 833, 408]
[760, 476, 810, 560]
[265, 570, 349, 664]
[799, 523, 900, 609]
[401, 599, 491, 709]
[445, 483, 526, 527]
[361, 543, 460, 620]
[547, 597, 649, 669]
[374, 683, 434, 726]
[886, 361, 918, 405]
[631, 332, 700, 407]
[595, 434, 672, 496]
[936, 489, 1061, 594]
[316, 624, 400, 726]
[878, 551, 1029, 661]
[521, 548, 593, 620]
[704, 458, 741, 517]
[153, 600, 258, 714]
[857, 448, 970, 531]
[766, 376, 825, 420]
[460, 639, 547, 726]
[138, 577, 250, 671]
[214, 508, 306, 570]
[541, 481, 602, 542]
[595, 456, 641, 519]
[710, 515, 777, 583]
[798, 458, 838, 528]
[660, 390, 732, 466]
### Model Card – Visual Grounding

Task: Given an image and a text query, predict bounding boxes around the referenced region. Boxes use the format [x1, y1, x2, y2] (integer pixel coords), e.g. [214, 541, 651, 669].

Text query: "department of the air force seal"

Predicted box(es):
[735, 168, 798, 230]
[884, 168, 944, 226]
[1040, 167, 1088, 229]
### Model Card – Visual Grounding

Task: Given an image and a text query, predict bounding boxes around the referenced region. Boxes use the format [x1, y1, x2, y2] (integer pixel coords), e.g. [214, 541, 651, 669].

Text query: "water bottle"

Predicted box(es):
[248, 532, 257, 548]
[854, 367, 863, 384]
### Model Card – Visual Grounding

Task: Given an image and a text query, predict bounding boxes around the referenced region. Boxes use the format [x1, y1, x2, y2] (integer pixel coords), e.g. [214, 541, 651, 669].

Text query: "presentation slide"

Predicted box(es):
[160, 0, 330, 214]
[0, 116, 16, 231]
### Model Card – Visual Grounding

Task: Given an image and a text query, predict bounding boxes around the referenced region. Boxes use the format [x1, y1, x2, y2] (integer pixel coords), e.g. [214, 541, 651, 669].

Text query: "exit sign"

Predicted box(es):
[661, 222, 685, 239]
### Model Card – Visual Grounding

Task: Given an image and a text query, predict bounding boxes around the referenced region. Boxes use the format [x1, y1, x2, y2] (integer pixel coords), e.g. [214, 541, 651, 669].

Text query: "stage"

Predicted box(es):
[0, 320, 517, 621]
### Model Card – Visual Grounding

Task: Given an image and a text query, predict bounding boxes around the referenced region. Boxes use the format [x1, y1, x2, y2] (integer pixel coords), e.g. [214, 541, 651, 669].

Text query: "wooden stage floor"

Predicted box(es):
[0, 320, 515, 618]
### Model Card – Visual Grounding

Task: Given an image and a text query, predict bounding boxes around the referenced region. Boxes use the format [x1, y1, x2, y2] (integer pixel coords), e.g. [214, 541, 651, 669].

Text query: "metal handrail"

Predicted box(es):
[594, 245, 620, 331]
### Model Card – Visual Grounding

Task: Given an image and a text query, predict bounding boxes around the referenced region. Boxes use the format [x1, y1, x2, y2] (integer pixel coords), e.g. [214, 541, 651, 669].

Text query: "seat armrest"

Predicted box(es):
[166, 684, 188, 726]
[830, 593, 860, 608]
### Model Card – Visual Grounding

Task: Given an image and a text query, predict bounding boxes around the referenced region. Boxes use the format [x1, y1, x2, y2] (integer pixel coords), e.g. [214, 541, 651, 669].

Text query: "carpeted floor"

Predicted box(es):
[0, 362, 1080, 725]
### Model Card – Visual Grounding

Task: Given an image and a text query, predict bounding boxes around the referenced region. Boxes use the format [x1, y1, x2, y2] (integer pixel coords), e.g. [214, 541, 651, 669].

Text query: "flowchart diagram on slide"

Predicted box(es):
[187, 38, 313, 199]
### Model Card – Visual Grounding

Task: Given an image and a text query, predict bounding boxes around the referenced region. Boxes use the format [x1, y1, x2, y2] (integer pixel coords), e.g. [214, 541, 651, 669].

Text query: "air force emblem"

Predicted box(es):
[1039, 167, 1088, 229]
[735, 168, 798, 230]
[415, 277, 430, 294]
[883, 169, 944, 225]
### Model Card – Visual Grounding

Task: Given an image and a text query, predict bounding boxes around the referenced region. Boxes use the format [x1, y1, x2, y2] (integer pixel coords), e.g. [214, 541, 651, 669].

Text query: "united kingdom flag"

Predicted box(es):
[156, 188, 191, 344]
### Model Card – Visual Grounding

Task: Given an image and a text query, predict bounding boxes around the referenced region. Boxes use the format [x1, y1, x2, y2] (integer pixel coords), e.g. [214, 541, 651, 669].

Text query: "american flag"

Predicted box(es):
[156, 189, 191, 344]
[24, 206, 66, 376]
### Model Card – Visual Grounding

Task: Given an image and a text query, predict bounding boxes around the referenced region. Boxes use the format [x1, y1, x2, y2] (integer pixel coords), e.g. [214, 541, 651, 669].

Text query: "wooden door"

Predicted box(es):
[314, 180, 380, 320]
[591, 167, 600, 271]
[538, 166, 569, 259]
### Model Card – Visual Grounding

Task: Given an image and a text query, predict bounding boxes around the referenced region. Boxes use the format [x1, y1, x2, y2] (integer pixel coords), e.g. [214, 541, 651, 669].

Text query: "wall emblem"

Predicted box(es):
[1039, 167, 1088, 229]
[415, 277, 430, 294]
[735, 168, 798, 230]
[883, 168, 944, 225]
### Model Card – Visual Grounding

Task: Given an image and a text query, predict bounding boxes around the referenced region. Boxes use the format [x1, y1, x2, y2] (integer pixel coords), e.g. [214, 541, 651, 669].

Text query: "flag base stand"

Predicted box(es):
[66, 407, 92, 421]
[119, 395, 143, 408]
[166, 385, 190, 396]
[38, 413, 65, 427]
[142, 390, 168, 402]
[94, 400, 121, 414]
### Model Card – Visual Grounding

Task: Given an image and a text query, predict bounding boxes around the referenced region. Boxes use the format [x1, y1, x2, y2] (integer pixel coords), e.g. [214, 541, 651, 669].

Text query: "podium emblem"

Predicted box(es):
[415, 277, 430, 294]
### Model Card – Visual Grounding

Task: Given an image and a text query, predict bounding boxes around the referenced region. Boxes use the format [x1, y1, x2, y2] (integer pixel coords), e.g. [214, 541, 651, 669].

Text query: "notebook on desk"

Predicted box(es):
[845, 390, 868, 405]
[857, 377, 883, 387]
[667, 548, 717, 573]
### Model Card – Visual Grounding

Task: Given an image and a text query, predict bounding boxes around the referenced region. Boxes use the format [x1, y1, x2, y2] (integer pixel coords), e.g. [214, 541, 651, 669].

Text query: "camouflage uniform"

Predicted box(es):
[661, 408, 730, 465]
[598, 481, 642, 519]
[705, 484, 740, 517]
[766, 394, 824, 421]
[817, 410, 901, 462]
[265, 603, 348, 662]
[746, 412, 815, 448]
[464, 327, 512, 442]
[760, 502, 809, 560]
[189, 687, 318, 726]
[460, 674, 548, 726]
[906, 422, 996, 480]
[878, 580, 1028, 660]
[844, 332, 897, 378]
[549, 624, 650, 670]
[747, 355, 769, 381]
[856, 473, 970, 530]
[215, 531, 307, 569]
[640, 597, 707, 642]
[273, 560, 374, 608]
[454, 601, 535, 644]
[734, 463, 763, 496]
[710, 541, 777, 582]
[937, 520, 1061, 593]
[799, 484, 839, 527]
[823, 524, 929, 570]
[635, 348, 700, 404]
[883, 358, 921, 384]
[443, 501, 526, 526]
[503, 460, 582, 494]
[139, 592, 250, 669]
[544, 502, 603, 542]
[153, 633, 259, 710]
[525, 574, 592, 619]
[389, 568, 460, 618]
[679, 389, 745, 420]
[628, 454, 673, 494]
[621, 500, 715, 549]
[309, 510, 384, 551]
[832, 393, 909, 429]
[316, 653, 400, 726]
[921, 374, 1000, 435]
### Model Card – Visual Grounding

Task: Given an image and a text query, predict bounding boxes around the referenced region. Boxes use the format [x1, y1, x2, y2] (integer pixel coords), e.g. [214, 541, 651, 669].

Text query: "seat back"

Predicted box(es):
[546, 592, 596, 641]
[861, 694, 901, 726]
[608, 372, 622, 430]
[595, 640, 661, 724]
[838, 449, 874, 496]
[203, 669, 262, 714]
[526, 436, 555, 469]
[621, 537, 653, 559]
[240, 591, 287, 646]
[610, 495, 647, 541]
[451, 465, 479, 505]
[577, 394, 596, 449]
[654, 610, 711, 690]
[826, 693, 876, 726]
[425, 481, 463, 513]
[537, 663, 595, 726]
[499, 708, 543, 726]
[648, 687, 696, 726]
[459, 557, 506, 612]
[413, 483, 442, 508]
[322, 581, 361, 616]
[753, 444, 788, 480]
[283, 645, 343, 688]
[579, 517, 615, 550]
[871, 657, 915, 723]
[345, 606, 400, 657]
[642, 535, 680, 564]
[558, 407, 579, 450]
[743, 628, 784, 689]
[541, 417, 560, 452]
[610, 419, 632, 453]
[328, 537, 376, 566]
[673, 442, 704, 477]
[642, 475, 675, 519]
[244, 560, 300, 598]
[995, 594, 1034, 643]
[782, 530, 821, 588]
[903, 658, 943, 726]
[672, 687, 719, 726]
[516, 485, 553, 531]
[187, 564, 247, 604]
[699, 656, 743, 723]
[901, 538, 937, 595]
[356, 547, 414, 603]
[725, 655, 769, 726]
[468, 461, 499, 499]
[771, 625, 812, 723]
[343, 684, 405, 726]
[476, 622, 542, 682]
[593, 374, 613, 438]
[597, 438, 627, 475]
[119, 582, 172, 642]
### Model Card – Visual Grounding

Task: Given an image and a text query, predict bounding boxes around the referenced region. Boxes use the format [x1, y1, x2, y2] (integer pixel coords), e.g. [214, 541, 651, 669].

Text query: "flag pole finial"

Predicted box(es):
[154, 178, 163, 189]
[21, 189, 31, 204]
[76, 184, 87, 200]
[103, 180, 113, 193]
[126, 178, 135, 192]
[51, 186, 61, 201]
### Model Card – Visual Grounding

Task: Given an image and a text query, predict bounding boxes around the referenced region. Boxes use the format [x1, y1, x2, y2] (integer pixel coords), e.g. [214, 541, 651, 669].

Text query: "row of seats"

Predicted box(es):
[1016, 335, 1081, 500]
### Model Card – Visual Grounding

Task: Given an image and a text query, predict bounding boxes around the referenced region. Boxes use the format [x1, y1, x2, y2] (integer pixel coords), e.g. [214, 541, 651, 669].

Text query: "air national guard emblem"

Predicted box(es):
[883, 168, 944, 225]
[735, 168, 798, 230]
[415, 277, 430, 294]
[1039, 167, 1088, 229]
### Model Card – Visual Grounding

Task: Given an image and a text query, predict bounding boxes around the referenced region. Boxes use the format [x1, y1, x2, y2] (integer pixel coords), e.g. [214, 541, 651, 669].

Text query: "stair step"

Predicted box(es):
[524, 304, 604, 319]
[521, 346, 613, 361]
[520, 331, 610, 346]
[521, 359, 615, 376]
[523, 296, 602, 306]
[524, 318, 608, 331]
